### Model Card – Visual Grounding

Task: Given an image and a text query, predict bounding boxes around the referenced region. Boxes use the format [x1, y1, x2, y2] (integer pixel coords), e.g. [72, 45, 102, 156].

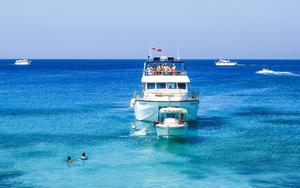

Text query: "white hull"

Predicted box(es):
[256, 70, 274, 74]
[134, 100, 198, 122]
[15, 60, 31, 65]
[15, 63, 31, 65]
[215, 62, 237, 66]
[156, 125, 187, 137]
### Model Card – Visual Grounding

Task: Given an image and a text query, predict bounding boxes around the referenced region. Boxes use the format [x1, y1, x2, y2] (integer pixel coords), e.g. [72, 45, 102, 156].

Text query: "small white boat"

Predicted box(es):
[256, 68, 275, 74]
[215, 59, 237, 66]
[256, 68, 297, 76]
[155, 107, 188, 137]
[15, 59, 31, 65]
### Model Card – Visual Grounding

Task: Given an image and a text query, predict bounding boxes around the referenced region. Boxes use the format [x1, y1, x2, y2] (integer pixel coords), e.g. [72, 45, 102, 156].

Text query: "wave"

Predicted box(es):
[256, 69, 300, 77]
[40, 74, 71, 78]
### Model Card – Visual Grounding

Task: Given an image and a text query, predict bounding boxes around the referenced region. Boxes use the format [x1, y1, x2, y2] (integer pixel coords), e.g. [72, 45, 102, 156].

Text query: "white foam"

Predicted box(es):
[256, 70, 299, 77]
[130, 127, 148, 136]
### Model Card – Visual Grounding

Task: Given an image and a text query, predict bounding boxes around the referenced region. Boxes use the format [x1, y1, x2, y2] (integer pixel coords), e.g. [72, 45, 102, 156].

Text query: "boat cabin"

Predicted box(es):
[141, 56, 190, 101]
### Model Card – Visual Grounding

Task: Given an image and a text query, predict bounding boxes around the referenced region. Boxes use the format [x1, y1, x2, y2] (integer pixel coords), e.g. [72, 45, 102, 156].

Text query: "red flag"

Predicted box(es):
[151, 48, 162, 52]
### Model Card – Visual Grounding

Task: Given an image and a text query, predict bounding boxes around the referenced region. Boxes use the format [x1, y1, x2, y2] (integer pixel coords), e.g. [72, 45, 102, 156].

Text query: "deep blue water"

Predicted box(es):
[0, 59, 300, 187]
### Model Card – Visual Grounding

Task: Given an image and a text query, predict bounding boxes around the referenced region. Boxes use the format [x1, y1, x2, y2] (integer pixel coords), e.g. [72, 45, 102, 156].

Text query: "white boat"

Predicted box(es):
[130, 55, 199, 122]
[215, 59, 237, 66]
[256, 68, 275, 74]
[256, 68, 296, 76]
[15, 59, 31, 65]
[155, 107, 188, 137]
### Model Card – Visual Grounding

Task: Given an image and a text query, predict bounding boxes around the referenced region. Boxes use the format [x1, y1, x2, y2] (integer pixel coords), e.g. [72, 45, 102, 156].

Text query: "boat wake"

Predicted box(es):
[130, 127, 148, 136]
[256, 69, 299, 77]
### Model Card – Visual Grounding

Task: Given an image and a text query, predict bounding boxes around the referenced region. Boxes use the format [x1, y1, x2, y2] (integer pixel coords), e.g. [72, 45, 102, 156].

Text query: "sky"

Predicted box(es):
[0, 0, 299, 59]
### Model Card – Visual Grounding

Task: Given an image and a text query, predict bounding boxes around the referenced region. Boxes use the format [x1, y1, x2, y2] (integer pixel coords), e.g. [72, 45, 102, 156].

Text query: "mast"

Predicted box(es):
[176, 41, 180, 60]
[148, 41, 152, 59]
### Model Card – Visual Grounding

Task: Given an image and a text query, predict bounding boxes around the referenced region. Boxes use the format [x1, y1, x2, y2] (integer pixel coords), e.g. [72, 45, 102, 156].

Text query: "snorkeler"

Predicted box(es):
[67, 156, 73, 165]
[131, 125, 137, 130]
[80, 152, 88, 160]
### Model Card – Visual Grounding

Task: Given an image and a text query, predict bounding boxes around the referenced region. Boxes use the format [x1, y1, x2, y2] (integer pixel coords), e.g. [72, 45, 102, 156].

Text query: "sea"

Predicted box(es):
[0, 59, 300, 188]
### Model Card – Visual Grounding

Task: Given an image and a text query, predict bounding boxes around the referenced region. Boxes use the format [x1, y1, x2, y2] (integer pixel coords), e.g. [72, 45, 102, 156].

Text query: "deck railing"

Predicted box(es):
[133, 90, 199, 101]
[144, 71, 187, 76]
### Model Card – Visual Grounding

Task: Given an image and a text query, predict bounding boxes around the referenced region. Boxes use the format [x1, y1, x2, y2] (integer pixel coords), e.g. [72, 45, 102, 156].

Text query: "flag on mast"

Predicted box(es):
[151, 48, 162, 52]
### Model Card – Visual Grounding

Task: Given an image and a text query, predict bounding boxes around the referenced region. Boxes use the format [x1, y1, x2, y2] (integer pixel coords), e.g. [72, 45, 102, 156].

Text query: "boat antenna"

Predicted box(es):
[176, 41, 180, 60]
[148, 41, 152, 59]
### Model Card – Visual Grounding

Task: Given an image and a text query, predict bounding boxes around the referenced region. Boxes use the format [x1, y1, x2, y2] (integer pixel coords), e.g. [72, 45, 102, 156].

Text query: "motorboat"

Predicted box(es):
[256, 68, 275, 74]
[155, 107, 188, 137]
[215, 59, 237, 66]
[256, 68, 296, 76]
[130, 55, 199, 122]
[15, 59, 31, 65]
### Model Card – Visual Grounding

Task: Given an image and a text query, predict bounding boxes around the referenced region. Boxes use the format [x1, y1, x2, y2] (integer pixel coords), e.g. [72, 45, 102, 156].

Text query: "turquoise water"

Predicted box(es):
[0, 60, 300, 187]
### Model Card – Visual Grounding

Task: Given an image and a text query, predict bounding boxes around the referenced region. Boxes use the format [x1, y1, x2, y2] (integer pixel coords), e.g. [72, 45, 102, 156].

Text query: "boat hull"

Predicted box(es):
[156, 125, 187, 137]
[15, 62, 31, 65]
[215, 63, 237, 66]
[134, 100, 198, 122]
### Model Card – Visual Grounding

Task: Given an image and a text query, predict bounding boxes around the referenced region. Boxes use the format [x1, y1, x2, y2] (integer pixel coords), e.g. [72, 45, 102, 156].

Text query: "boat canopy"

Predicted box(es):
[147, 56, 183, 63]
[160, 107, 187, 113]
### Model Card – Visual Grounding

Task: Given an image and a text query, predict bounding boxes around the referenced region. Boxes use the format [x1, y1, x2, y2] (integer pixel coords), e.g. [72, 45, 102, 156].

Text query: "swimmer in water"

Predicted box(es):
[80, 152, 88, 160]
[131, 125, 137, 130]
[67, 156, 73, 165]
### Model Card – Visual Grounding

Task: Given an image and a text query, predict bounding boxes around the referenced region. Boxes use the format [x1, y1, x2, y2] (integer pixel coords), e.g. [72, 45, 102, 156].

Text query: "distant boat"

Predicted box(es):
[215, 59, 237, 66]
[15, 59, 31, 65]
[256, 68, 296, 76]
[256, 68, 274, 74]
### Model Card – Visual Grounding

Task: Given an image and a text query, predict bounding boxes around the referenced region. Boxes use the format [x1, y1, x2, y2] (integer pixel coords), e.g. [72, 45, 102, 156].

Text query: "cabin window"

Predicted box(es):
[153, 57, 160, 62]
[147, 83, 155, 89]
[177, 83, 186, 89]
[156, 83, 166, 89]
[167, 83, 176, 89]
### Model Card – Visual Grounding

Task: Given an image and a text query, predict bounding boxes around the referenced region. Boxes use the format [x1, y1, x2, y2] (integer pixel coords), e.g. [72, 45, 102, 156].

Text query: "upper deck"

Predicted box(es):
[143, 56, 186, 76]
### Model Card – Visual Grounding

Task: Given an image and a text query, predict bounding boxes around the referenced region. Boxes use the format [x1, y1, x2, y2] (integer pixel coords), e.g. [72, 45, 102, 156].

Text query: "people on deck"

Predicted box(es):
[145, 63, 176, 76]
[179, 113, 184, 124]
[172, 64, 176, 75]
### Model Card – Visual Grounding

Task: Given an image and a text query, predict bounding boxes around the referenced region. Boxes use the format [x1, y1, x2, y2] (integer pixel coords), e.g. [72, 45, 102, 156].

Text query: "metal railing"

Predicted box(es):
[144, 71, 187, 76]
[135, 90, 199, 101]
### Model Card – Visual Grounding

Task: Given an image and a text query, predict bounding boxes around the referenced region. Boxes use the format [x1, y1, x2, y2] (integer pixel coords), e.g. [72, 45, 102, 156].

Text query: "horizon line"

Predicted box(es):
[1, 58, 300, 61]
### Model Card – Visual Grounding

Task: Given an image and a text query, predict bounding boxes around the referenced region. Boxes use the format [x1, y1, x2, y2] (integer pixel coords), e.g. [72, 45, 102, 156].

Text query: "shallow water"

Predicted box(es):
[0, 59, 300, 187]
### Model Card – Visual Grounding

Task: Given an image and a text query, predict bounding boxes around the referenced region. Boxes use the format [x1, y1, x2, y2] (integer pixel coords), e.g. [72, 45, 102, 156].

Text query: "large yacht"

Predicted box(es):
[15, 59, 31, 65]
[130, 56, 199, 122]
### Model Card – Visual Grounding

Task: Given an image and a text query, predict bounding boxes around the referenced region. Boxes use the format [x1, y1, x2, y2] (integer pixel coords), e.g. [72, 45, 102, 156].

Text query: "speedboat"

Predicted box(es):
[155, 107, 188, 137]
[130, 55, 199, 122]
[256, 68, 296, 76]
[15, 59, 31, 65]
[215, 59, 237, 66]
[256, 68, 275, 74]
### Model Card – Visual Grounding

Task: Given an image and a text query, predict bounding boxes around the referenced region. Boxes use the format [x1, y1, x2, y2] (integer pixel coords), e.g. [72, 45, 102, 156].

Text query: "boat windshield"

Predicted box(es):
[159, 111, 187, 123]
